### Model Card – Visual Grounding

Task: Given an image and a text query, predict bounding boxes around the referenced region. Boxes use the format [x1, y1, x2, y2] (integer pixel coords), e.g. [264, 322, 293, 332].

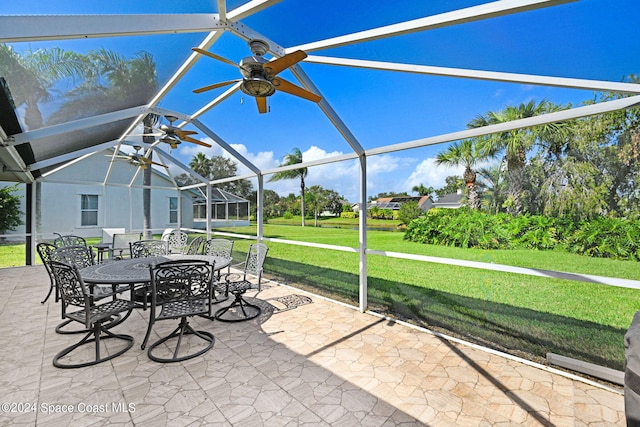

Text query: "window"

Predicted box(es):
[81, 194, 98, 226]
[169, 197, 178, 223]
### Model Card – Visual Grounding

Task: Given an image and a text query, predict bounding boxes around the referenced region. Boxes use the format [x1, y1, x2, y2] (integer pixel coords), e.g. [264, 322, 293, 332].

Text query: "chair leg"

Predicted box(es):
[53, 322, 134, 369]
[214, 291, 261, 322]
[147, 318, 214, 363]
[41, 281, 55, 304]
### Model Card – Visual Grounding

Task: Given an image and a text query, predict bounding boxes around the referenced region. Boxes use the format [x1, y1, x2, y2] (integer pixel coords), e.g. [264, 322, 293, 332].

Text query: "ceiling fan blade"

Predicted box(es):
[193, 80, 241, 93]
[182, 136, 212, 148]
[192, 48, 240, 68]
[149, 160, 168, 168]
[175, 129, 198, 139]
[272, 77, 321, 103]
[263, 50, 307, 76]
[256, 97, 267, 114]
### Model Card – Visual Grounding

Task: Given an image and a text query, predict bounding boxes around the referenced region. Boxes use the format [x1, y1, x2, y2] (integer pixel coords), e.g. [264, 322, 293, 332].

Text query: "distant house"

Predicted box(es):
[192, 188, 250, 229]
[352, 195, 433, 213]
[432, 191, 465, 209]
[1, 149, 249, 240]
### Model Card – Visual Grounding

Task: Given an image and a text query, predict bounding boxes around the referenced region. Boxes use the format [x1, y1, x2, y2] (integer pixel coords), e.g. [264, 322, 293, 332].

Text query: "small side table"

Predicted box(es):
[94, 243, 111, 263]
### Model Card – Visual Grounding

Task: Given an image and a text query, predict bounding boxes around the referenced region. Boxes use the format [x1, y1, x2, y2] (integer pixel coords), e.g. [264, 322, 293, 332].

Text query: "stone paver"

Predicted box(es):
[0, 265, 626, 425]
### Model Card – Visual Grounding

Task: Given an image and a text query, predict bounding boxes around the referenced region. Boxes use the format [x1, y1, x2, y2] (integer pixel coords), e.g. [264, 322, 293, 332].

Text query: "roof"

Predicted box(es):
[0, 1, 639, 197]
[434, 192, 464, 205]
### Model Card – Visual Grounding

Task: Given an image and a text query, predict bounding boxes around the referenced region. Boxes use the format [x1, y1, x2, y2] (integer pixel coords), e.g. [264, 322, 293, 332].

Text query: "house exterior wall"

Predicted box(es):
[1, 152, 194, 240]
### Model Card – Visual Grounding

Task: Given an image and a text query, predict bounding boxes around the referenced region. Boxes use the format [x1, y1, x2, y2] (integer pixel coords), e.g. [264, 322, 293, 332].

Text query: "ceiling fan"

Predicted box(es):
[135, 115, 212, 149]
[192, 39, 321, 114]
[108, 145, 167, 169]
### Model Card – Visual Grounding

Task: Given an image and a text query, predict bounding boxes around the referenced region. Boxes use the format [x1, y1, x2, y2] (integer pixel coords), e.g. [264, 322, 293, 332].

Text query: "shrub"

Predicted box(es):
[404, 208, 640, 261]
[283, 211, 294, 219]
[340, 211, 358, 219]
[566, 217, 640, 260]
[405, 208, 510, 249]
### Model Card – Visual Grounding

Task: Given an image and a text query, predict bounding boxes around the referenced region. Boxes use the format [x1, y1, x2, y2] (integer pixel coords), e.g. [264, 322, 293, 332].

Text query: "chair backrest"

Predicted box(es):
[130, 239, 169, 258]
[101, 227, 126, 245]
[185, 235, 205, 255]
[37, 242, 57, 278]
[203, 238, 234, 258]
[49, 261, 89, 309]
[53, 235, 87, 248]
[244, 243, 269, 278]
[149, 260, 213, 315]
[163, 230, 188, 254]
[161, 228, 175, 240]
[51, 245, 95, 269]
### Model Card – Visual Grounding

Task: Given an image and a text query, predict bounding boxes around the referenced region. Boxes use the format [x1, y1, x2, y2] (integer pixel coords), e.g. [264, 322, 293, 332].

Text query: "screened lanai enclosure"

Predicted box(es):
[1, 0, 640, 381]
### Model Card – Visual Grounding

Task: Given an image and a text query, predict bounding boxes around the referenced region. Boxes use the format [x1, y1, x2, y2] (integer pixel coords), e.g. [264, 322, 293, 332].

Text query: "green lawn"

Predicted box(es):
[218, 223, 640, 371]
[4, 223, 639, 371]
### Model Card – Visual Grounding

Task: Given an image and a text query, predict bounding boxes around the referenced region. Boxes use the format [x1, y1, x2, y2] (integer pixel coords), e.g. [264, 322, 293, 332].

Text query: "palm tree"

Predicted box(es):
[189, 152, 211, 178]
[435, 139, 484, 209]
[0, 44, 89, 128]
[411, 184, 435, 197]
[268, 148, 308, 226]
[54, 48, 159, 237]
[476, 164, 507, 214]
[0, 45, 91, 238]
[468, 100, 566, 215]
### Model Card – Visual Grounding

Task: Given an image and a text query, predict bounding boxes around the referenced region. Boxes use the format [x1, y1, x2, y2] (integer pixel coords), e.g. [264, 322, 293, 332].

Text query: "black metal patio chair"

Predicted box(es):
[141, 259, 215, 363]
[49, 261, 134, 368]
[185, 235, 205, 255]
[130, 239, 169, 258]
[37, 242, 58, 304]
[214, 243, 268, 322]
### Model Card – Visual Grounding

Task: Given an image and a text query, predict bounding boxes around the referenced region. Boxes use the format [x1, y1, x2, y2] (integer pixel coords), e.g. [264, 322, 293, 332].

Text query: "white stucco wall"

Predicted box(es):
[1, 151, 194, 240]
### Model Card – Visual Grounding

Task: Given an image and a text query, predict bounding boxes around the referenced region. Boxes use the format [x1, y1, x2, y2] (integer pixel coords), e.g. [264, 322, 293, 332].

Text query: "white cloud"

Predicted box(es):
[402, 158, 463, 192]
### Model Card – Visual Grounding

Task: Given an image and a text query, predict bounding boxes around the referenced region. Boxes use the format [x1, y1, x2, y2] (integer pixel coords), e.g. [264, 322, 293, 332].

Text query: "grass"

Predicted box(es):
[4, 223, 639, 371]
[217, 223, 640, 371]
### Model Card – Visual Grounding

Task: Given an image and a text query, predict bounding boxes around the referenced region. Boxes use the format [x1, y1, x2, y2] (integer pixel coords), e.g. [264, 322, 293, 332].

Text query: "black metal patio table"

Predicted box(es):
[81, 255, 231, 285]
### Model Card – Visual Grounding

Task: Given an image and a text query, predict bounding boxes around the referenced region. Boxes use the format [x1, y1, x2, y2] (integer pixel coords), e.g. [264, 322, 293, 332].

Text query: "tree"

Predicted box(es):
[476, 164, 507, 214]
[0, 44, 89, 129]
[189, 152, 211, 177]
[268, 148, 308, 226]
[411, 184, 435, 197]
[469, 100, 567, 215]
[435, 138, 484, 209]
[435, 176, 464, 198]
[0, 45, 91, 237]
[249, 189, 281, 219]
[306, 185, 329, 227]
[368, 191, 409, 202]
[398, 201, 422, 226]
[0, 185, 23, 239]
[180, 154, 253, 198]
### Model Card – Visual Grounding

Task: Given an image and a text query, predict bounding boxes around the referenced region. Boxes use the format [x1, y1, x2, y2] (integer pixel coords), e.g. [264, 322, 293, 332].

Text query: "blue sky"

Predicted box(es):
[2, 0, 639, 201]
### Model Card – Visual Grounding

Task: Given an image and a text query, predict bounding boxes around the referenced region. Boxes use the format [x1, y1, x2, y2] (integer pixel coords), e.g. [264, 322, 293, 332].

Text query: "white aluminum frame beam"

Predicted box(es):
[305, 56, 640, 95]
[366, 95, 640, 156]
[0, 14, 224, 43]
[289, 0, 576, 53]
[29, 140, 120, 171]
[10, 106, 147, 145]
[290, 64, 365, 156]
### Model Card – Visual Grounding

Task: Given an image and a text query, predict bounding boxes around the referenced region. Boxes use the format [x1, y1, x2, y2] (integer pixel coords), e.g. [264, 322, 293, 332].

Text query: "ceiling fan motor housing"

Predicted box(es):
[239, 55, 275, 96]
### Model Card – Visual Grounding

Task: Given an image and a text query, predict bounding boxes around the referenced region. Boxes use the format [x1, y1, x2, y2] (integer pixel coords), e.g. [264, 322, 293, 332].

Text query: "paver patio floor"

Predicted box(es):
[0, 265, 626, 426]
